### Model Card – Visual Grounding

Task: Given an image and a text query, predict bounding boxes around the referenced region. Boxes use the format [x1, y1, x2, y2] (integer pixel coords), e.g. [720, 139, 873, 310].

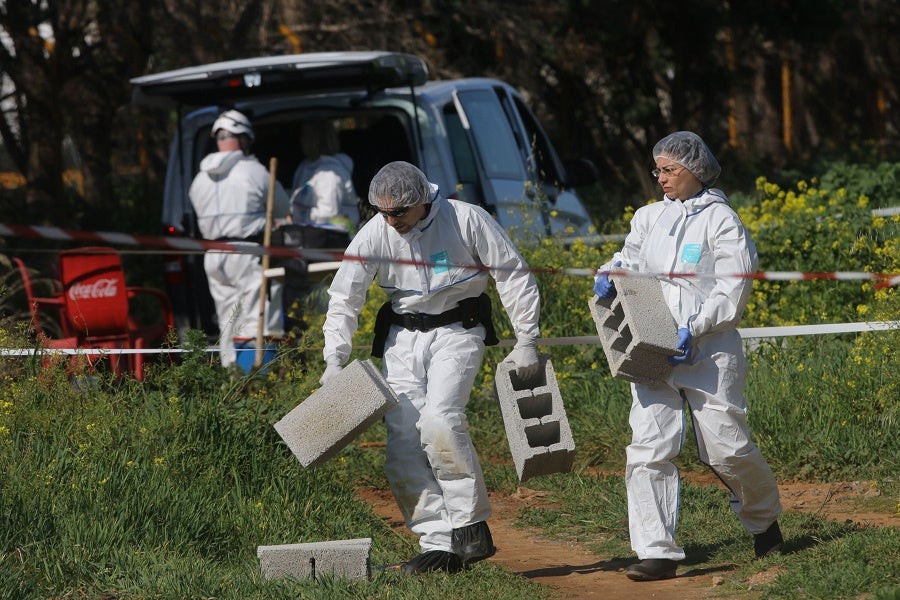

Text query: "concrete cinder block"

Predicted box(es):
[495, 356, 575, 481]
[257, 538, 372, 581]
[589, 272, 679, 386]
[274, 359, 398, 467]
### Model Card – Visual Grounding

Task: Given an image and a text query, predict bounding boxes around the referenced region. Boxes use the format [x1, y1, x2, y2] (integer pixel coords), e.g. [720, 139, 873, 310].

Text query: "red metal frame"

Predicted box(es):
[17, 247, 175, 380]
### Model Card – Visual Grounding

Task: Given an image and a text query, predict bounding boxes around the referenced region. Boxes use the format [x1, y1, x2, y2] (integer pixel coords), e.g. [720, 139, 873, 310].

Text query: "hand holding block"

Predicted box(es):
[274, 359, 398, 467]
[589, 273, 679, 385]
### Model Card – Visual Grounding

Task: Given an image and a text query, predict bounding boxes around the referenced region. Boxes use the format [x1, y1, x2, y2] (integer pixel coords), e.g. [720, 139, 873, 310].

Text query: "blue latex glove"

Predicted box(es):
[594, 262, 621, 299]
[668, 327, 692, 365]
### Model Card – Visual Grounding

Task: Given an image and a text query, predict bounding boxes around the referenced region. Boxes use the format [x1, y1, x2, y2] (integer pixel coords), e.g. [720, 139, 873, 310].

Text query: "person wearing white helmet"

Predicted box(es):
[321, 161, 541, 574]
[595, 131, 783, 581]
[189, 109, 290, 368]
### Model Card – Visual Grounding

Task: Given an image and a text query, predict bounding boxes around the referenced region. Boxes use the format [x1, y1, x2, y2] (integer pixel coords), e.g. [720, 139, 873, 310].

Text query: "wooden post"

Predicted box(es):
[255, 157, 277, 368]
[724, 29, 738, 149]
[781, 52, 793, 153]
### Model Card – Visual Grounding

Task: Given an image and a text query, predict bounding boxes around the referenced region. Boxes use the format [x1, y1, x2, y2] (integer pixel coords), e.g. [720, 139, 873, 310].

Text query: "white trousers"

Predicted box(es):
[626, 329, 782, 560]
[382, 323, 491, 552]
[204, 248, 283, 367]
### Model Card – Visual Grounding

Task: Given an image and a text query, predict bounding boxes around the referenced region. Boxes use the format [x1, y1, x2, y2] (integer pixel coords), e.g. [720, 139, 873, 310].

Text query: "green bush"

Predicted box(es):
[738, 176, 898, 325]
[817, 161, 900, 209]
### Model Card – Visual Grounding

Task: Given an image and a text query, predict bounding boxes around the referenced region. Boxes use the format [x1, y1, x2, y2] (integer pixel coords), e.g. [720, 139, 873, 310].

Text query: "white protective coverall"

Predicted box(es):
[323, 194, 540, 552]
[290, 153, 360, 232]
[602, 188, 781, 561]
[189, 150, 290, 366]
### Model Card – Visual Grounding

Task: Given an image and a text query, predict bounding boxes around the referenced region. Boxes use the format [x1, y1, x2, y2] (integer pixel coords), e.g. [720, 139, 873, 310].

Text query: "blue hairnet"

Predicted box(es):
[368, 161, 435, 208]
[652, 131, 721, 186]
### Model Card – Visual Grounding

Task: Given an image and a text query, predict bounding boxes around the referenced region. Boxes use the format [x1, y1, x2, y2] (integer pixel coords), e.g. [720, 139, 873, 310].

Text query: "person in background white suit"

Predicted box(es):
[595, 131, 783, 582]
[321, 161, 541, 574]
[189, 109, 289, 368]
[290, 119, 359, 234]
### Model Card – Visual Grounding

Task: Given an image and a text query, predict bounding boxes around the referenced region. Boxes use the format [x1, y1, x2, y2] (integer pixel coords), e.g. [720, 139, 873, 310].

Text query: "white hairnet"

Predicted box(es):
[652, 131, 720, 186]
[368, 161, 436, 208]
[211, 109, 254, 142]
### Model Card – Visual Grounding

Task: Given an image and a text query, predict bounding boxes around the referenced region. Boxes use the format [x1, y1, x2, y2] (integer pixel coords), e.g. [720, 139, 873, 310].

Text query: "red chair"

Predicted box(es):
[13, 257, 78, 350]
[57, 247, 175, 380]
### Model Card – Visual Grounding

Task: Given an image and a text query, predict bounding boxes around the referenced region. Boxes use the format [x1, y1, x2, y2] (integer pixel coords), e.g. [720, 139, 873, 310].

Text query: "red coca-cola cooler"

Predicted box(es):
[60, 249, 131, 337]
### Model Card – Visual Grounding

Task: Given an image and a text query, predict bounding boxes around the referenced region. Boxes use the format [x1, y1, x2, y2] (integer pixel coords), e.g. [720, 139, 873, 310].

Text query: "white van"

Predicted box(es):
[132, 51, 599, 335]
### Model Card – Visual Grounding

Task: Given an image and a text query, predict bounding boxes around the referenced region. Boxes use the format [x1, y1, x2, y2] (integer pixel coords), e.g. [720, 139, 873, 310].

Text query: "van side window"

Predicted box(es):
[443, 106, 479, 185]
[454, 90, 526, 180]
[511, 96, 566, 188]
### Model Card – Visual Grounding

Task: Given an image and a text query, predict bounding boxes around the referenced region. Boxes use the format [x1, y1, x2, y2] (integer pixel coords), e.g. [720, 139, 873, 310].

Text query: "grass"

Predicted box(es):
[0, 344, 549, 599]
[1, 280, 897, 599]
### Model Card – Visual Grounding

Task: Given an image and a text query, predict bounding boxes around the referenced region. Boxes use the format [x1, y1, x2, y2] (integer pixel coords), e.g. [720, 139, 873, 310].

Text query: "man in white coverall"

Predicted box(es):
[595, 131, 783, 581]
[189, 110, 289, 367]
[320, 161, 541, 574]
[290, 119, 360, 233]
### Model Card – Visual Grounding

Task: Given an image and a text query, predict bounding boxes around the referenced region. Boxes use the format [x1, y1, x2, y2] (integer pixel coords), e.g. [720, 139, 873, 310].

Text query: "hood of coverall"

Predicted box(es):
[198, 150, 246, 181]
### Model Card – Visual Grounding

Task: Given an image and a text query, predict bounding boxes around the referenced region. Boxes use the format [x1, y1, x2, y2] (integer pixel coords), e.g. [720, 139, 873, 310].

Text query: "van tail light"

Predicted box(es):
[163, 227, 186, 286]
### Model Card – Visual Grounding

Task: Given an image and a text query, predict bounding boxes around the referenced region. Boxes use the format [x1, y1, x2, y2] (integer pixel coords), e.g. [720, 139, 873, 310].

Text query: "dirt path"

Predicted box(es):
[359, 486, 728, 599]
[357, 477, 897, 599]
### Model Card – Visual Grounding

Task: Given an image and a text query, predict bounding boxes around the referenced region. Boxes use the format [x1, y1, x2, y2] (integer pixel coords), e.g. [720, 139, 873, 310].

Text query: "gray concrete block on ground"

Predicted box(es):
[274, 359, 398, 468]
[257, 538, 372, 581]
[495, 356, 575, 481]
[588, 273, 679, 386]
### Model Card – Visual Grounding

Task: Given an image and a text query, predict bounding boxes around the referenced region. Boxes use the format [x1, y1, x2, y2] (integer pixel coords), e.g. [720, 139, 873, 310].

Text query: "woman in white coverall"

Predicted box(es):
[290, 119, 360, 233]
[189, 110, 290, 368]
[320, 161, 541, 574]
[595, 132, 783, 581]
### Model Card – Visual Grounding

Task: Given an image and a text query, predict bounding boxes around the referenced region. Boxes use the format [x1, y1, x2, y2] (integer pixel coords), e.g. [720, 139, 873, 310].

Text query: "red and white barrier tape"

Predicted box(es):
[1, 321, 896, 357]
[2, 222, 898, 286]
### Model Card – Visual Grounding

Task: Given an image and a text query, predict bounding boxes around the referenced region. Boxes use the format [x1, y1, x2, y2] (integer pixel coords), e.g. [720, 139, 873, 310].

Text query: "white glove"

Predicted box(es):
[319, 364, 343, 386]
[503, 341, 541, 381]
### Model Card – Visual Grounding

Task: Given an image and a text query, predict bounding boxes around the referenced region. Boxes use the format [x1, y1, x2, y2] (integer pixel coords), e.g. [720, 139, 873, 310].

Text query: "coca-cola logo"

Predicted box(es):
[68, 278, 119, 300]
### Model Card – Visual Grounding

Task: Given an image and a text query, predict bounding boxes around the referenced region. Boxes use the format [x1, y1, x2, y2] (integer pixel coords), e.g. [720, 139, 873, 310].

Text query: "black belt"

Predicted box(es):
[371, 293, 498, 358]
[215, 231, 263, 244]
[390, 306, 466, 331]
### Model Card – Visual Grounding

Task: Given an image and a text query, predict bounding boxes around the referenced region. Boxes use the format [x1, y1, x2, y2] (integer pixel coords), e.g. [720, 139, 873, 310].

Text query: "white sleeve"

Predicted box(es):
[470, 209, 540, 343]
[689, 213, 757, 337]
[322, 229, 378, 366]
[601, 206, 651, 271]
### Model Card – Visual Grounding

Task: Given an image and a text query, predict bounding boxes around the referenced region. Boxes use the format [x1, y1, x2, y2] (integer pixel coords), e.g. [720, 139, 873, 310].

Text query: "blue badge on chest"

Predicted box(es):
[431, 250, 450, 274]
[680, 243, 702, 264]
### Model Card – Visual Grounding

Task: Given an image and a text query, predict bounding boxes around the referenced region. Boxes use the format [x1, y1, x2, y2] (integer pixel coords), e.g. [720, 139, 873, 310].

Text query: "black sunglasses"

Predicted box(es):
[377, 207, 410, 218]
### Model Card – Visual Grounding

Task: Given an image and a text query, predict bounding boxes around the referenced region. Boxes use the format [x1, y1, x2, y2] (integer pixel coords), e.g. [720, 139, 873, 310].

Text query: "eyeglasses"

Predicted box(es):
[215, 132, 236, 141]
[377, 207, 409, 219]
[651, 165, 685, 178]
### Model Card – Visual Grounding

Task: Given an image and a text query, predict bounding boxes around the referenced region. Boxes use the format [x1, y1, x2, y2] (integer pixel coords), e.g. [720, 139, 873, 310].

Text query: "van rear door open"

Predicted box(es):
[131, 52, 429, 108]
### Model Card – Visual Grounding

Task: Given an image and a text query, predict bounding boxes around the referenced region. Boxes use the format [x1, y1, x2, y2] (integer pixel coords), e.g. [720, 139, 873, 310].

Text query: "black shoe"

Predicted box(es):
[754, 521, 784, 558]
[400, 550, 463, 575]
[625, 558, 678, 581]
[451, 521, 497, 565]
